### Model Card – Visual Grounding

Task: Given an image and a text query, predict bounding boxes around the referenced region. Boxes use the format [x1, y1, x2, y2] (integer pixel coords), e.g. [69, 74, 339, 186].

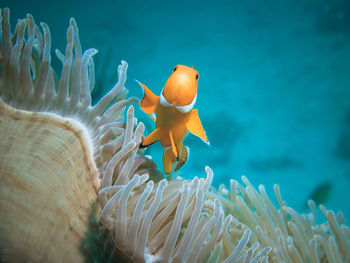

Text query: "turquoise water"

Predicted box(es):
[4, 0, 350, 222]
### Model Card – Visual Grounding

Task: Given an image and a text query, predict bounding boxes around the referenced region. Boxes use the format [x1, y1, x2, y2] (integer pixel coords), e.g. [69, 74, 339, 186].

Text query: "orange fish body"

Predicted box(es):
[138, 64, 209, 174]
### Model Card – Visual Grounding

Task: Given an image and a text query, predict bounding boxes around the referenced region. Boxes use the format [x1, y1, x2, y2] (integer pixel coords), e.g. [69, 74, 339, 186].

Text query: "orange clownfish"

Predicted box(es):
[137, 64, 209, 175]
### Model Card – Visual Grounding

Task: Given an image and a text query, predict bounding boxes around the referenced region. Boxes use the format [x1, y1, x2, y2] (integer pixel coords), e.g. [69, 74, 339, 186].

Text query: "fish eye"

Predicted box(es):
[173, 66, 177, 72]
[196, 74, 199, 80]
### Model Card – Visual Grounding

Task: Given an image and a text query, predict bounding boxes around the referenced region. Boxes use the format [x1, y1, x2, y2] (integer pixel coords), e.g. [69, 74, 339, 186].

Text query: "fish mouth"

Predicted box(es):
[175, 93, 197, 113]
[160, 87, 197, 114]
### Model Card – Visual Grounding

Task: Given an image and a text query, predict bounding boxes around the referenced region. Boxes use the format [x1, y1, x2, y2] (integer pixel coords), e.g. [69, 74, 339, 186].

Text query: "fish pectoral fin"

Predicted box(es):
[140, 128, 161, 147]
[169, 131, 179, 159]
[136, 80, 159, 114]
[186, 109, 209, 145]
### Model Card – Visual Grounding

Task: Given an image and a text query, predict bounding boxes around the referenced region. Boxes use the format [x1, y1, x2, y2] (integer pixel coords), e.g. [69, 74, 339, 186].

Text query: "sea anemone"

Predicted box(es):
[0, 8, 349, 263]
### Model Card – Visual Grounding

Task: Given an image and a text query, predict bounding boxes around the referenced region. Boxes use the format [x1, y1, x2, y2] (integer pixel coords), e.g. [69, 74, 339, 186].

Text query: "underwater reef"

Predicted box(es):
[0, 7, 350, 263]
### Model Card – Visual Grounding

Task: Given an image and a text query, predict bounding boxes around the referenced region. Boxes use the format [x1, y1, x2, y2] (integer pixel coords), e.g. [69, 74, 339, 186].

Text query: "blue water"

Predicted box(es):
[4, 0, 350, 222]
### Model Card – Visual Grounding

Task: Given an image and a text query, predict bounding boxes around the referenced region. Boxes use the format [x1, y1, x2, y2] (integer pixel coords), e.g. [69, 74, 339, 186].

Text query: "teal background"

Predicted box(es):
[3, 0, 350, 222]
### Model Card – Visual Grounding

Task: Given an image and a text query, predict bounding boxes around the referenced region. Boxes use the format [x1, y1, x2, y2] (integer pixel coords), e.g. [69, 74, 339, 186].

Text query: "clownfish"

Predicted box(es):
[137, 64, 209, 175]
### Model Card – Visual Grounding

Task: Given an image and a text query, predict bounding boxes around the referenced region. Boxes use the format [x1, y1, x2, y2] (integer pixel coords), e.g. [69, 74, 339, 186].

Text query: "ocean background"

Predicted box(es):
[4, 0, 350, 222]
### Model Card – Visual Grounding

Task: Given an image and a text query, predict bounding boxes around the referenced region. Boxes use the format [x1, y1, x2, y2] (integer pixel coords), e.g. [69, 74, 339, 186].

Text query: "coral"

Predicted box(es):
[1, 7, 349, 263]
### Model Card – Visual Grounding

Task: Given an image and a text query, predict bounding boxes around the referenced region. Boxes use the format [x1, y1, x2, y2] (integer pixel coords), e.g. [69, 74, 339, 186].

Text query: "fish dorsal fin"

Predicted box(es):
[186, 109, 209, 145]
[136, 80, 159, 114]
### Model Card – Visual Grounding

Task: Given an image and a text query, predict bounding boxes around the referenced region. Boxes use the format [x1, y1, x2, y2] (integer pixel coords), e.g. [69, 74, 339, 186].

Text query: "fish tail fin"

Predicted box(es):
[174, 146, 189, 171]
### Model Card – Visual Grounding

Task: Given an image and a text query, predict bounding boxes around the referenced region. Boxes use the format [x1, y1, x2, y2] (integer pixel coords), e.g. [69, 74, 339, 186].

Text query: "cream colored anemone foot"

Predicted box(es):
[0, 8, 141, 262]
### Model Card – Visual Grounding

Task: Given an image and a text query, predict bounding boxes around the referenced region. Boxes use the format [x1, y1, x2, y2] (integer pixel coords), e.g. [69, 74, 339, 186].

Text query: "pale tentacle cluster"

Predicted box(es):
[209, 177, 350, 263]
[100, 158, 270, 262]
[0, 8, 138, 177]
[1, 7, 350, 263]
